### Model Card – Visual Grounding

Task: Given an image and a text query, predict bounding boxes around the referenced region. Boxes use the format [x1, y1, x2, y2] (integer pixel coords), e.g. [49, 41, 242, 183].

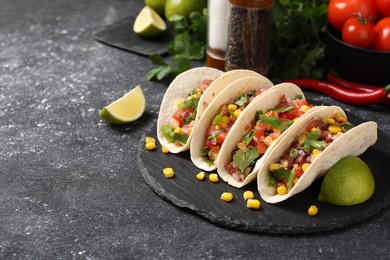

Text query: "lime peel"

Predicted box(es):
[100, 85, 146, 124]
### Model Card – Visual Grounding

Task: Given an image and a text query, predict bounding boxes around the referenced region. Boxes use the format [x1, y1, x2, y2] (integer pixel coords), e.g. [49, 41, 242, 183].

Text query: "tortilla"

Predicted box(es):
[190, 75, 274, 171]
[257, 106, 378, 204]
[216, 83, 321, 188]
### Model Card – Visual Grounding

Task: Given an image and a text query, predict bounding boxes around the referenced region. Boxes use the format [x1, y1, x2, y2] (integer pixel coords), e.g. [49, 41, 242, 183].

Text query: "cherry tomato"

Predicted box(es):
[327, 0, 379, 32]
[342, 16, 376, 48]
[375, 0, 390, 17]
[372, 17, 390, 51]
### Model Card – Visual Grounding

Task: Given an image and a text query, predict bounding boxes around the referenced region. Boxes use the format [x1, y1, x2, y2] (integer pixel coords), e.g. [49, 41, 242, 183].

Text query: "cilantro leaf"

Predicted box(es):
[303, 129, 327, 154]
[273, 106, 294, 113]
[270, 167, 295, 190]
[160, 125, 175, 143]
[232, 147, 260, 176]
[242, 130, 255, 146]
[234, 94, 248, 106]
[212, 106, 225, 125]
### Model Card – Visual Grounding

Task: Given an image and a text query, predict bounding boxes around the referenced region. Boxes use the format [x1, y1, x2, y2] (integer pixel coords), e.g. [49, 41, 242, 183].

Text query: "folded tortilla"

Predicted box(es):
[257, 105, 378, 204]
[157, 68, 262, 153]
[216, 83, 321, 188]
[190, 75, 274, 171]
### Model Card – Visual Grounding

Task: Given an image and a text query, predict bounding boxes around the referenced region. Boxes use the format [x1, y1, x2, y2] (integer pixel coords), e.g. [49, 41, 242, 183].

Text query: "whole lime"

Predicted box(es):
[164, 0, 206, 21]
[145, 0, 167, 16]
[318, 156, 375, 206]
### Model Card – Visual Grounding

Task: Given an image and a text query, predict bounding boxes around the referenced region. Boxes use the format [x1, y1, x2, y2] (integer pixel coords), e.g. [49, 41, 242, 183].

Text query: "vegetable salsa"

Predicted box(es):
[201, 88, 268, 165]
[268, 112, 354, 195]
[225, 95, 313, 183]
[160, 80, 212, 147]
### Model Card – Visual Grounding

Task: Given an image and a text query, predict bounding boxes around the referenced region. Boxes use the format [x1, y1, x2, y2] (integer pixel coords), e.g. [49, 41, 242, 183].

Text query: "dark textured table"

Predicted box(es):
[1, 0, 389, 259]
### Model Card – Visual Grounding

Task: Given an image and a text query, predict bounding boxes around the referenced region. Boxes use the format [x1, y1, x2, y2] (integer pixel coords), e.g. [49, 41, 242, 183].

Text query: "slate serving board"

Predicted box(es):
[93, 16, 173, 56]
[137, 113, 390, 234]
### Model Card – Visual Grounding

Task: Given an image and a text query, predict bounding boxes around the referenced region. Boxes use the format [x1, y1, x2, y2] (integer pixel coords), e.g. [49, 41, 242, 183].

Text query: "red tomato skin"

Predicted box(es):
[342, 17, 376, 48]
[372, 17, 390, 51]
[375, 0, 390, 17]
[327, 0, 379, 32]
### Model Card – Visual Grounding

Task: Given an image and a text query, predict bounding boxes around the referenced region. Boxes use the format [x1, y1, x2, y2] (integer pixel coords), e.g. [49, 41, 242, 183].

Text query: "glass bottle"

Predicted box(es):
[225, 0, 273, 75]
[206, 0, 230, 71]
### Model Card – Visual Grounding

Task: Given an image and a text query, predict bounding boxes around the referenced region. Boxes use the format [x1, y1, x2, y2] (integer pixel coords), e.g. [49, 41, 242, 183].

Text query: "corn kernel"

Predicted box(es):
[293, 117, 299, 122]
[283, 160, 289, 168]
[237, 142, 246, 150]
[219, 122, 227, 129]
[247, 199, 261, 209]
[337, 131, 344, 136]
[277, 186, 287, 195]
[145, 137, 156, 143]
[174, 127, 183, 134]
[300, 105, 311, 113]
[228, 104, 238, 111]
[176, 99, 185, 107]
[328, 125, 341, 134]
[298, 134, 306, 145]
[269, 163, 281, 172]
[163, 168, 174, 178]
[302, 163, 310, 172]
[215, 125, 221, 130]
[335, 112, 347, 122]
[264, 136, 273, 146]
[311, 127, 317, 132]
[326, 117, 336, 125]
[221, 192, 234, 202]
[222, 115, 230, 124]
[273, 127, 282, 133]
[233, 109, 241, 118]
[192, 94, 200, 100]
[145, 142, 156, 150]
[308, 205, 318, 216]
[196, 171, 205, 181]
[293, 177, 299, 185]
[312, 149, 321, 157]
[161, 146, 169, 153]
[209, 173, 219, 183]
[243, 191, 255, 200]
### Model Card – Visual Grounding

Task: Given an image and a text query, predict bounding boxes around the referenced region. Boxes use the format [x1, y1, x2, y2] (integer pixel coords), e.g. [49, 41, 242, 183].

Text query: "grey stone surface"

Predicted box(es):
[1, 0, 389, 259]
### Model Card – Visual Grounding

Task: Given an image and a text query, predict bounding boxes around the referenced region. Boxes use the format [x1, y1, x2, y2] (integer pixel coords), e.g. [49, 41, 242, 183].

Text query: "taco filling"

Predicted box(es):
[225, 95, 313, 182]
[160, 79, 212, 147]
[268, 112, 354, 195]
[201, 87, 269, 164]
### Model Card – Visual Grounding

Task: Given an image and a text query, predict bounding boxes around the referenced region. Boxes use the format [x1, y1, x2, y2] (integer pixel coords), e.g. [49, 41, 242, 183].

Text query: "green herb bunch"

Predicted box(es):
[146, 9, 208, 81]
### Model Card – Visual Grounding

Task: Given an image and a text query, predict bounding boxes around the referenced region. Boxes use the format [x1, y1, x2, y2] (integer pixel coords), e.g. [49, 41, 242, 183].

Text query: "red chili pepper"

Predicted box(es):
[284, 79, 390, 106]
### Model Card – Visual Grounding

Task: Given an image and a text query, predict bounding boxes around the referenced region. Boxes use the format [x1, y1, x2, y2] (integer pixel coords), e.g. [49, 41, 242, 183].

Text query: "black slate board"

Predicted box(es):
[137, 114, 390, 234]
[93, 16, 173, 56]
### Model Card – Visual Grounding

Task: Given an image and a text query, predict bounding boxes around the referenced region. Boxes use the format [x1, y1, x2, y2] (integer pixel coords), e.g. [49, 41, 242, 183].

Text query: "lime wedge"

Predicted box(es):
[133, 6, 167, 38]
[100, 85, 146, 124]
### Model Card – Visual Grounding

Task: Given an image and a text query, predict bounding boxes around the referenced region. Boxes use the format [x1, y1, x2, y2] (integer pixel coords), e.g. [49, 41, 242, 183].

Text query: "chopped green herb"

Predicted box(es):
[273, 106, 294, 113]
[242, 130, 255, 146]
[234, 94, 248, 106]
[303, 129, 327, 154]
[160, 125, 175, 143]
[201, 146, 213, 165]
[270, 167, 295, 190]
[212, 106, 225, 125]
[233, 147, 260, 176]
[342, 123, 354, 132]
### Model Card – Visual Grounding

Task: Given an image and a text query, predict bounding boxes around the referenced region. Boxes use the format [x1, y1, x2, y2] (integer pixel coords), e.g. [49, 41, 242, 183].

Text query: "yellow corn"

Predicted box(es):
[335, 112, 347, 122]
[311, 127, 317, 132]
[292, 177, 299, 186]
[176, 98, 185, 107]
[163, 168, 174, 178]
[300, 105, 311, 113]
[326, 117, 336, 125]
[192, 94, 200, 100]
[308, 205, 319, 216]
[264, 136, 273, 146]
[145, 142, 156, 151]
[233, 109, 241, 119]
[220, 192, 234, 202]
[221, 115, 230, 124]
[328, 125, 341, 134]
[312, 149, 321, 157]
[237, 142, 246, 150]
[196, 171, 205, 181]
[337, 131, 344, 136]
[174, 127, 183, 134]
[302, 163, 310, 172]
[219, 122, 227, 129]
[161, 146, 169, 153]
[277, 186, 287, 195]
[145, 137, 156, 144]
[243, 191, 255, 200]
[215, 125, 221, 130]
[298, 134, 306, 145]
[209, 173, 219, 183]
[293, 117, 299, 122]
[269, 163, 281, 172]
[247, 199, 261, 209]
[228, 104, 238, 111]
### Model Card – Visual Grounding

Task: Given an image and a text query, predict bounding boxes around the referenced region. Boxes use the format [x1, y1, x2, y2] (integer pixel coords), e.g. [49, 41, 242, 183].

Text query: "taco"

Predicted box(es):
[190, 75, 274, 171]
[256, 105, 377, 204]
[216, 83, 317, 188]
[157, 68, 262, 153]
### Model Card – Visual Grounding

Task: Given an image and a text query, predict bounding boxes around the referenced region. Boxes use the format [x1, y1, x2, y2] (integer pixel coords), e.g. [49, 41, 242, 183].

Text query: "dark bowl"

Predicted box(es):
[326, 26, 390, 86]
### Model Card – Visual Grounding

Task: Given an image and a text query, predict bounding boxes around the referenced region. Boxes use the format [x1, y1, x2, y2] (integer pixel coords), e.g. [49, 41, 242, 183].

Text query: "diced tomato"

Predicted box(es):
[254, 130, 265, 140]
[172, 109, 185, 125]
[198, 79, 211, 92]
[205, 139, 215, 150]
[257, 142, 267, 155]
[306, 121, 318, 132]
[297, 99, 309, 107]
[280, 106, 299, 120]
[216, 132, 227, 144]
[256, 123, 272, 131]
[208, 146, 220, 161]
[269, 131, 281, 139]
[255, 89, 263, 96]
[295, 167, 304, 178]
